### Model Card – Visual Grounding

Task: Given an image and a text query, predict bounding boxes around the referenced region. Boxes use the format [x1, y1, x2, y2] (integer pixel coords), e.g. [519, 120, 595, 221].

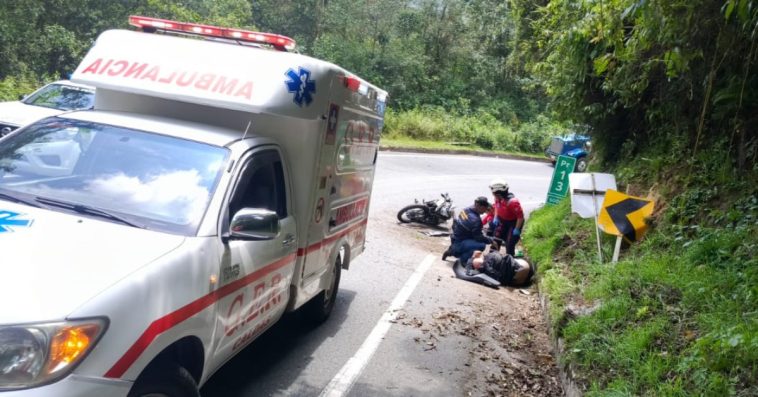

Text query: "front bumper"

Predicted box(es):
[2, 374, 132, 397]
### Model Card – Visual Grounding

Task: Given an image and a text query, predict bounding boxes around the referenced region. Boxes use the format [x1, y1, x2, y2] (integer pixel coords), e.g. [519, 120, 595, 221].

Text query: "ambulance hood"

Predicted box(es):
[0, 201, 185, 324]
[0, 101, 62, 128]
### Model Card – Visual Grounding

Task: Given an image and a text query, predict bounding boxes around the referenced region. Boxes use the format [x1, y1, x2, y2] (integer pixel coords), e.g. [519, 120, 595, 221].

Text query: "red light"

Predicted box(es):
[129, 16, 178, 30]
[224, 29, 247, 39]
[128, 16, 296, 51]
[181, 23, 223, 37]
[221, 29, 296, 51]
[344, 76, 361, 92]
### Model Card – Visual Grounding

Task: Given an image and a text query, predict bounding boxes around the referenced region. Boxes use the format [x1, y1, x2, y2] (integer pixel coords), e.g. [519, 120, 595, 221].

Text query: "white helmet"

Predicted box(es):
[489, 178, 508, 193]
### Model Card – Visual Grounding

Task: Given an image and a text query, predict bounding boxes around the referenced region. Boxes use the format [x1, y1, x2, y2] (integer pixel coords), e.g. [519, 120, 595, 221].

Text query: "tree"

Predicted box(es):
[513, 0, 757, 170]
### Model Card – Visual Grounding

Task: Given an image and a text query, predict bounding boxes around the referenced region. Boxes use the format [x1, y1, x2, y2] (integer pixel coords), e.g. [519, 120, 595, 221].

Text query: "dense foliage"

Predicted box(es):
[0, 0, 560, 153]
[511, 0, 757, 171]
[515, 1, 757, 394]
[0, 0, 542, 122]
[0, 0, 252, 97]
[2, 1, 754, 160]
[384, 107, 559, 152]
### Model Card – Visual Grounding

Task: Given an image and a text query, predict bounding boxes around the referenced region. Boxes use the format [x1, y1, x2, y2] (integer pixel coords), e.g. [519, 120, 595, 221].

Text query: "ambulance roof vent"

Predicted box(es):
[128, 16, 296, 52]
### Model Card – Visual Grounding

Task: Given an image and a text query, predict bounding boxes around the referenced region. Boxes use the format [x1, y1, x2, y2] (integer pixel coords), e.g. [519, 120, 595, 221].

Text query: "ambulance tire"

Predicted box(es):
[304, 255, 342, 324]
[128, 363, 200, 397]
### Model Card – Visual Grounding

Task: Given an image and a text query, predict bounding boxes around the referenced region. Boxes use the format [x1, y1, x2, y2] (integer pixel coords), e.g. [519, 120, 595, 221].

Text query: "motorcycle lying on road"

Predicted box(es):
[397, 193, 455, 226]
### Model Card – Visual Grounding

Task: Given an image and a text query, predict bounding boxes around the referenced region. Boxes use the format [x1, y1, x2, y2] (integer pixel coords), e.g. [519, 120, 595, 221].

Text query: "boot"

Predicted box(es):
[442, 247, 452, 260]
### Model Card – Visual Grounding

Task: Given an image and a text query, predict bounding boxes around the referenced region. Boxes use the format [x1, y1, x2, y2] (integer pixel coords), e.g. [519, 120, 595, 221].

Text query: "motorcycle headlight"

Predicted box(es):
[0, 319, 107, 390]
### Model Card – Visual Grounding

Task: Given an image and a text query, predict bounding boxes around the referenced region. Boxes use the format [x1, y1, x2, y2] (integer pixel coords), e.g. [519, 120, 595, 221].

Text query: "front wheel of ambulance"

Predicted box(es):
[304, 255, 342, 324]
[128, 363, 200, 397]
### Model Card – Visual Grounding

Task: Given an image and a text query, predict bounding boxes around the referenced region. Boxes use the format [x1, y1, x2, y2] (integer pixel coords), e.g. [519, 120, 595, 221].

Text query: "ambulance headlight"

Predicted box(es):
[0, 319, 107, 390]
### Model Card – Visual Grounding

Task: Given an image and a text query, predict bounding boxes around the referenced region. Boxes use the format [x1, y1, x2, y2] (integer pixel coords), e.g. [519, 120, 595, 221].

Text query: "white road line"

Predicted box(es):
[379, 152, 546, 163]
[319, 254, 436, 397]
[373, 174, 550, 183]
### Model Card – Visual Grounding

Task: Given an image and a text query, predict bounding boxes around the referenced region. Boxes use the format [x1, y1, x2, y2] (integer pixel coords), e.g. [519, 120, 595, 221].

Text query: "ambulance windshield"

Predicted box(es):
[23, 83, 95, 111]
[0, 117, 228, 235]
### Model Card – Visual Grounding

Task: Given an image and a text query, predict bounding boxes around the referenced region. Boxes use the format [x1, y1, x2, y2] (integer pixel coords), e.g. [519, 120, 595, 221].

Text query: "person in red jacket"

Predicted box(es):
[483, 178, 524, 256]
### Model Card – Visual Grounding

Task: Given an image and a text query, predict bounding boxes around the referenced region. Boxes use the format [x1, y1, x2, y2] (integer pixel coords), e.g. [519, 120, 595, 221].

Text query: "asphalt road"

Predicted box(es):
[201, 152, 554, 397]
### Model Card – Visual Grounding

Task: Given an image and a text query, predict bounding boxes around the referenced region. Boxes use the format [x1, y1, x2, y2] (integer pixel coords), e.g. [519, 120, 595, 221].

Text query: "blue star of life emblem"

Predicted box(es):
[0, 210, 32, 233]
[285, 67, 316, 107]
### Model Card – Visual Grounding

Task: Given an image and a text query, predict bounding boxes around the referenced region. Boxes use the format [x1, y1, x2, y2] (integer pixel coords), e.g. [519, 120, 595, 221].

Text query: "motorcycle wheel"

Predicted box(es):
[397, 204, 429, 223]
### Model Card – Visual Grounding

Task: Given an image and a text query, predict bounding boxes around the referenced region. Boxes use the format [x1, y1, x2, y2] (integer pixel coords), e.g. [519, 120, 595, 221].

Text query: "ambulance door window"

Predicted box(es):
[230, 150, 287, 218]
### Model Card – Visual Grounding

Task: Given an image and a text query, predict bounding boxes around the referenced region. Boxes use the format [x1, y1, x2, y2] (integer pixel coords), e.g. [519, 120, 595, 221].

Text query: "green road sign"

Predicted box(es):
[546, 155, 576, 205]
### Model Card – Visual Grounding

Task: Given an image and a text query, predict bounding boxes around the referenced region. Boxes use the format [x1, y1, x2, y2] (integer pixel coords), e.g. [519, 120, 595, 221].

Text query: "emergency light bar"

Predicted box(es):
[128, 16, 296, 52]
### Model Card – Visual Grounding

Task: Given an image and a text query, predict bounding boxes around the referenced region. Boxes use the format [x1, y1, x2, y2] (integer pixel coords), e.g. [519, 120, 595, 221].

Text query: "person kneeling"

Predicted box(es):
[443, 196, 493, 263]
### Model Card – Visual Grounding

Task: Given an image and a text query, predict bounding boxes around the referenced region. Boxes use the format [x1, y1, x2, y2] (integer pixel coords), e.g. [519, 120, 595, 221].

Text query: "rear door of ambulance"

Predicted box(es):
[300, 75, 383, 280]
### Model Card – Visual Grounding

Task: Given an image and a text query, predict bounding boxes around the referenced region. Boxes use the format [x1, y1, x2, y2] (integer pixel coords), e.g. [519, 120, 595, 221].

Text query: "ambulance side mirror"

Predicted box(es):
[228, 208, 280, 240]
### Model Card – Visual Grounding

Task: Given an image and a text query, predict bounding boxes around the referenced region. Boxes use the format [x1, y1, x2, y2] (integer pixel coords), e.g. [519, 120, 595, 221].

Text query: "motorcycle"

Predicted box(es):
[397, 193, 455, 226]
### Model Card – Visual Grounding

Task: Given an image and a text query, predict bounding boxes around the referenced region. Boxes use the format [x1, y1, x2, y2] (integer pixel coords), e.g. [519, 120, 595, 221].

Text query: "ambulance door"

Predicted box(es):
[210, 147, 296, 368]
[301, 101, 379, 279]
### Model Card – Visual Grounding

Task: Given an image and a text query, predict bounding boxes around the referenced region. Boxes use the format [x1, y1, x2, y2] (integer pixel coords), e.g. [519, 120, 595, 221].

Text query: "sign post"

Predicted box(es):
[612, 236, 623, 263]
[590, 174, 602, 262]
[546, 155, 576, 205]
[568, 173, 617, 263]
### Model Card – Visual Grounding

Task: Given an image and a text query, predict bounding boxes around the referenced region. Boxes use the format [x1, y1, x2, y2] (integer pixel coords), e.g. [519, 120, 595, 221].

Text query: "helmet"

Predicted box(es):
[489, 178, 508, 193]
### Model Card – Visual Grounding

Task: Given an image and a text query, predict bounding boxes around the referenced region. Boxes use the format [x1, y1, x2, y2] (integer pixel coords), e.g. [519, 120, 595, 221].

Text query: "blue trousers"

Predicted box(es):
[451, 239, 487, 264]
[500, 219, 520, 256]
[489, 219, 521, 256]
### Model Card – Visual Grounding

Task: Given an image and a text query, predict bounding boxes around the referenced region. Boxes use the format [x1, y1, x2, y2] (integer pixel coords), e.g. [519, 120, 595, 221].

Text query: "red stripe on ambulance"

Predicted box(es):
[296, 218, 368, 257]
[104, 253, 295, 378]
[80, 58, 254, 100]
[106, 218, 368, 379]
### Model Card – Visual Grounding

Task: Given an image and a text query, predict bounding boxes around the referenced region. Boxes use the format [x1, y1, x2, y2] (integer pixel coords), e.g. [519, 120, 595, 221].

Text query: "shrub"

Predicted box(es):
[383, 107, 565, 154]
[0, 72, 50, 101]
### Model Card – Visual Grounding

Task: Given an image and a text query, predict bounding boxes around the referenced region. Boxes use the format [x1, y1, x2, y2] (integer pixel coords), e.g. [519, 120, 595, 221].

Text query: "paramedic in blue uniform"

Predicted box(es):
[443, 196, 493, 264]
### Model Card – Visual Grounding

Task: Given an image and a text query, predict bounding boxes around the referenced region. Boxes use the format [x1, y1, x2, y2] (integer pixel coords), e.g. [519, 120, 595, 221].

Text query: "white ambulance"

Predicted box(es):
[0, 16, 386, 396]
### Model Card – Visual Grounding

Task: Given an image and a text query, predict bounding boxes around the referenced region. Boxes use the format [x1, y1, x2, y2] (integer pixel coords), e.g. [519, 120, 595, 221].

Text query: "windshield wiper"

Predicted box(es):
[34, 197, 145, 229]
[0, 191, 42, 208]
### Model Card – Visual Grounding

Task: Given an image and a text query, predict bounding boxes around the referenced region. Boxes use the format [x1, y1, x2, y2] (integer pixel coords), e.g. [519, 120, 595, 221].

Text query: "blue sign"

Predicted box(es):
[0, 210, 32, 233]
[285, 67, 316, 107]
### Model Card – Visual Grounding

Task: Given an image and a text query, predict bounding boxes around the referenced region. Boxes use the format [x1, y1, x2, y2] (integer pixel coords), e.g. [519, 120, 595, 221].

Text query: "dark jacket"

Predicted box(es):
[483, 252, 515, 285]
[452, 206, 491, 243]
[467, 252, 524, 285]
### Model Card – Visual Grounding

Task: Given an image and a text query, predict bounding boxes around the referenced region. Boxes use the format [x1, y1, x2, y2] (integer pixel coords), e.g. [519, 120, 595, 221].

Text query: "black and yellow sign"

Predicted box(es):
[598, 190, 655, 243]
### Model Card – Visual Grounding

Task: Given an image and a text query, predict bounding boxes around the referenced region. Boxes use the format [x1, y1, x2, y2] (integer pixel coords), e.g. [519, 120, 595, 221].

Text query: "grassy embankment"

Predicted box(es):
[381, 107, 567, 158]
[523, 152, 757, 395]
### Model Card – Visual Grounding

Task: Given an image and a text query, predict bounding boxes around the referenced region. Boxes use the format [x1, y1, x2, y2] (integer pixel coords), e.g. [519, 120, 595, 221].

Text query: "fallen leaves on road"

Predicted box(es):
[388, 216, 562, 396]
[401, 286, 562, 396]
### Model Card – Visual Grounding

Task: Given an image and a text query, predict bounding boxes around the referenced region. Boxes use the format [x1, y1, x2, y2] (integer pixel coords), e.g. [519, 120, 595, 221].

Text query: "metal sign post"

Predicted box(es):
[612, 236, 623, 263]
[568, 173, 617, 263]
[590, 174, 603, 263]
